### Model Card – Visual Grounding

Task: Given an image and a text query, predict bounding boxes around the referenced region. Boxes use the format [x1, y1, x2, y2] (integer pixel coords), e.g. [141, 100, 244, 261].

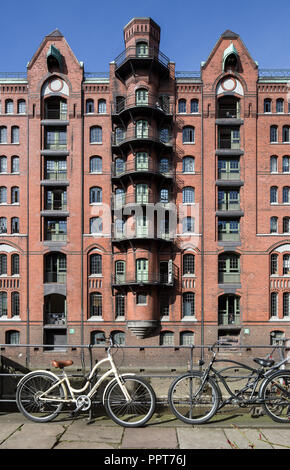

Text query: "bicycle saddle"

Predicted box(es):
[51, 360, 73, 369]
[253, 358, 275, 367]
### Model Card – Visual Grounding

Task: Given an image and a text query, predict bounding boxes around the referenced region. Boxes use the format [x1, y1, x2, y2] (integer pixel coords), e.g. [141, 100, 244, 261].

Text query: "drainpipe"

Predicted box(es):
[26, 83, 30, 368]
[201, 78, 205, 358]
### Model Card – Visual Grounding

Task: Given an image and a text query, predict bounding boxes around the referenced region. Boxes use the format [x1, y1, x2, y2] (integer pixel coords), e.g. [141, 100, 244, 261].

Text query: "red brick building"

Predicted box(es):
[0, 18, 289, 359]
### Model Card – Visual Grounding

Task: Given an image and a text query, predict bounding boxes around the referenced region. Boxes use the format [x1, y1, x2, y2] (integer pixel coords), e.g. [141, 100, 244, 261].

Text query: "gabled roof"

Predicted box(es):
[46, 29, 63, 38]
[221, 30, 239, 39]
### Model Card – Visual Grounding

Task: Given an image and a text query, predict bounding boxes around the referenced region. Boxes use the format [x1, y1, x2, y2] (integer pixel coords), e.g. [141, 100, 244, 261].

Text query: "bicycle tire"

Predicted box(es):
[104, 376, 156, 427]
[168, 371, 220, 425]
[16, 372, 66, 423]
[260, 370, 290, 423]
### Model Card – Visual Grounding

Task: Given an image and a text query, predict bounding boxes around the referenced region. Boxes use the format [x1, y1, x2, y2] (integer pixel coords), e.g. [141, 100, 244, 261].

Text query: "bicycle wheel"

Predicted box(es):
[168, 372, 220, 425]
[260, 370, 290, 423]
[16, 372, 66, 423]
[104, 376, 156, 427]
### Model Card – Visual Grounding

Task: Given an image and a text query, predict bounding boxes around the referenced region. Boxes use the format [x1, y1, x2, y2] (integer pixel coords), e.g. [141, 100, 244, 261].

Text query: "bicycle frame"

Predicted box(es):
[201, 352, 290, 411]
[37, 348, 133, 406]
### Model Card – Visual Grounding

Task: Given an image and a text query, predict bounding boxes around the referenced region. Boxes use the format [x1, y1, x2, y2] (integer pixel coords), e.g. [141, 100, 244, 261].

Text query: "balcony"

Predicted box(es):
[44, 271, 66, 283]
[111, 93, 173, 118]
[218, 311, 240, 326]
[111, 193, 174, 210]
[218, 272, 240, 284]
[112, 272, 175, 287]
[111, 128, 173, 150]
[112, 226, 174, 243]
[111, 158, 174, 181]
[44, 312, 66, 326]
[114, 46, 170, 80]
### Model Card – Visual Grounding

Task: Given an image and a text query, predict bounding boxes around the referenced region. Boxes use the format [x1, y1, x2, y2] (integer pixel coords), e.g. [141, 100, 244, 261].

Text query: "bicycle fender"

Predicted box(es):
[102, 373, 136, 405]
[16, 370, 60, 388]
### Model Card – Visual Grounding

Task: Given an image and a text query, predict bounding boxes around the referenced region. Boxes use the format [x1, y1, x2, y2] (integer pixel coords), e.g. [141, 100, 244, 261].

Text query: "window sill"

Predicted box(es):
[269, 316, 290, 321]
[182, 316, 197, 321]
[87, 316, 103, 321]
[0, 316, 20, 321]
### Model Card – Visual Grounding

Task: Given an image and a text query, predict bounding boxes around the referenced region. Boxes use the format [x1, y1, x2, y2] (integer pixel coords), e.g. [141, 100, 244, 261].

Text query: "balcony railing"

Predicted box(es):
[217, 108, 240, 119]
[112, 158, 174, 179]
[44, 171, 68, 181]
[218, 272, 240, 283]
[218, 139, 240, 150]
[44, 312, 66, 325]
[112, 272, 175, 286]
[44, 138, 67, 150]
[218, 232, 240, 242]
[112, 228, 173, 242]
[44, 233, 67, 242]
[44, 201, 67, 211]
[217, 171, 241, 181]
[218, 202, 241, 211]
[111, 128, 173, 147]
[44, 272, 66, 283]
[44, 109, 68, 120]
[114, 46, 170, 70]
[218, 312, 240, 326]
[112, 93, 173, 115]
[112, 193, 174, 209]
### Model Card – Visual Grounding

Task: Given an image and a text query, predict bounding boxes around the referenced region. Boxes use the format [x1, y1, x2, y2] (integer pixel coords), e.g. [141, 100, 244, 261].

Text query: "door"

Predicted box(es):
[136, 215, 148, 237]
[136, 120, 148, 139]
[136, 152, 148, 171]
[136, 258, 148, 282]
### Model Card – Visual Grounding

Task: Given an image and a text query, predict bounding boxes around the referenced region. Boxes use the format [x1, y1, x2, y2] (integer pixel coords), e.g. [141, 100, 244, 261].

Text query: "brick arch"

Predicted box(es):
[212, 71, 248, 94]
[37, 73, 73, 95]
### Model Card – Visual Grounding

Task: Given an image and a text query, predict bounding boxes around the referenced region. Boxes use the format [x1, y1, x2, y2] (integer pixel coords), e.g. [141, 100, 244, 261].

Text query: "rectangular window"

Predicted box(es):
[136, 293, 147, 305]
[271, 292, 278, 317]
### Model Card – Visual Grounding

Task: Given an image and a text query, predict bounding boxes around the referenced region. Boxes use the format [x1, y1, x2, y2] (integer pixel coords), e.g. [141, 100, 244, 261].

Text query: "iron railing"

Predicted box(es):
[111, 93, 173, 115]
[114, 46, 170, 69]
[111, 128, 173, 147]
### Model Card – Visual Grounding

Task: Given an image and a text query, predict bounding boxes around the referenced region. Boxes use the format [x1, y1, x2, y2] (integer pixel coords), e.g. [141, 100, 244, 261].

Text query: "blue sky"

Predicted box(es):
[2, 0, 290, 72]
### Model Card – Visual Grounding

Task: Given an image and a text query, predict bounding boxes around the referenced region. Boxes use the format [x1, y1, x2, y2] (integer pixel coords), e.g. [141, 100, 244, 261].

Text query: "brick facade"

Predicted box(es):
[0, 19, 289, 364]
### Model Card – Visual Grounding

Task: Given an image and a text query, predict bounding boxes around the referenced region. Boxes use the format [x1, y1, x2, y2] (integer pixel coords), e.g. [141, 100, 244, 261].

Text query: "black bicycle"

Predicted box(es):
[168, 339, 290, 424]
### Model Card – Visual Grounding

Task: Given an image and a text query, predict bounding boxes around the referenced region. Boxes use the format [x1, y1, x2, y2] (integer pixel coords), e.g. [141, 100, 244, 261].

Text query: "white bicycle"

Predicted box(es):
[16, 335, 156, 427]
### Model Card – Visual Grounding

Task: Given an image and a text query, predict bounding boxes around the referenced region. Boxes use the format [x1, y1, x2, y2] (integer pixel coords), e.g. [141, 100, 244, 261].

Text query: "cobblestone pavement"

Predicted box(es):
[0, 410, 289, 450]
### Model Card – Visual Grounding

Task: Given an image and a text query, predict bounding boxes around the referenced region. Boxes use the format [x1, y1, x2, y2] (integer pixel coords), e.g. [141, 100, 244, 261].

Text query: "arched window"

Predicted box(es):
[283, 217, 290, 233]
[136, 152, 148, 170]
[270, 155, 278, 173]
[98, 99, 106, 114]
[270, 186, 278, 204]
[271, 292, 278, 317]
[90, 126, 102, 143]
[182, 217, 195, 233]
[5, 99, 13, 114]
[11, 186, 19, 204]
[90, 186, 102, 204]
[135, 120, 148, 138]
[135, 88, 148, 106]
[182, 186, 195, 204]
[0, 292, 7, 316]
[218, 294, 240, 325]
[264, 99, 272, 113]
[115, 294, 125, 317]
[0, 217, 7, 233]
[276, 99, 284, 113]
[159, 157, 169, 173]
[159, 188, 169, 203]
[270, 216, 278, 233]
[44, 252, 66, 283]
[283, 156, 290, 173]
[90, 156, 102, 173]
[11, 217, 19, 234]
[183, 292, 195, 316]
[5, 330, 19, 344]
[0, 186, 7, 204]
[11, 254, 19, 275]
[159, 127, 170, 143]
[90, 217, 102, 234]
[90, 330, 106, 344]
[89, 253, 102, 275]
[17, 100, 26, 114]
[86, 99, 94, 113]
[183, 254, 195, 275]
[283, 254, 290, 275]
[283, 293, 290, 317]
[283, 126, 290, 143]
[115, 260, 126, 283]
[11, 291, 19, 316]
[183, 156, 195, 173]
[190, 99, 199, 113]
[89, 292, 102, 317]
[283, 186, 290, 203]
[136, 41, 148, 57]
[160, 331, 174, 346]
[11, 156, 19, 173]
[0, 156, 7, 173]
[180, 331, 194, 345]
[182, 126, 195, 143]
[0, 127, 7, 143]
[270, 125, 278, 142]
[115, 126, 126, 144]
[0, 254, 7, 275]
[178, 99, 186, 113]
[115, 157, 125, 175]
[114, 218, 125, 238]
[218, 253, 240, 283]
[111, 330, 125, 345]
[270, 253, 278, 275]
[11, 126, 19, 144]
